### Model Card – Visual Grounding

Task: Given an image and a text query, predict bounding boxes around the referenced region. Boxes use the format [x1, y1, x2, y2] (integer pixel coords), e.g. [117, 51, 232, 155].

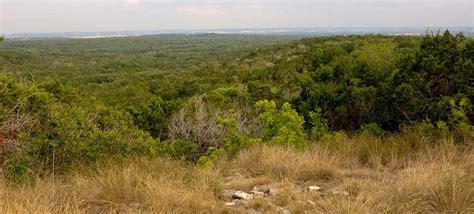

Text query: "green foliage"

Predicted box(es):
[296, 31, 472, 132]
[4, 155, 31, 183]
[197, 147, 226, 168]
[247, 80, 275, 101]
[202, 86, 250, 105]
[449, 97, 471, 126]
[217, 115, 260, 157]
[435, 120, 450, 135]
[256, 100, 307, 148]
[360, 123, 384, 136]
[0, 75, 158, 179]
[129, 97, 180, 139]
[399, 31, 473, 124]
[161, 139, 198, 161]
[308, 107, 329, 138]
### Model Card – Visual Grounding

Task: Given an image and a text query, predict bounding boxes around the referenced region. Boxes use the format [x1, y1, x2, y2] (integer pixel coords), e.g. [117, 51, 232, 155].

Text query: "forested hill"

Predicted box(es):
[0, 31, 472, 180]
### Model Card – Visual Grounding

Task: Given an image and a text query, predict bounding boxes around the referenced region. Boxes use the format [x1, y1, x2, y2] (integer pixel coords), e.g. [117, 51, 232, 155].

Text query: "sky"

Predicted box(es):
[1, 0, 473, 33]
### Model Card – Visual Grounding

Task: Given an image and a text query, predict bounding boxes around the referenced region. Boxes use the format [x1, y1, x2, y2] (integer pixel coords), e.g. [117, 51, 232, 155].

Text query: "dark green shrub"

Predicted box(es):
[129, 97, 180, 139]
[162, 139, 198, 161]
[360, 123, 384, 136]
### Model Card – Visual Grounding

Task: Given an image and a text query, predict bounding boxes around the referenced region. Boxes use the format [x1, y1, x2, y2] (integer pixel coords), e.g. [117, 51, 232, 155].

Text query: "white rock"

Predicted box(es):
[250, 190, 265, 196]
[253, 186, 278, 196]
[232, 191, 253, 200]
[225, 202, 236, 206]
[252, 186, 263, 191]
[306, 186, 322, 191]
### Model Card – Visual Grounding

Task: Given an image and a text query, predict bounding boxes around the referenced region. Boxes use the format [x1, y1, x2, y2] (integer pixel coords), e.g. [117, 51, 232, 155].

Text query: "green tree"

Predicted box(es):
[256, 100, 307, 148]
[400, 31, 473, 124]
[308, 107, 329, 138]
[129, 97, 179, 139]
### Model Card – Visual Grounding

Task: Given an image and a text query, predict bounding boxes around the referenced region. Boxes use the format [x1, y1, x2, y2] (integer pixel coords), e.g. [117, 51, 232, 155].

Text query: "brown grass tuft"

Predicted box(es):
[234, 145, 342, 182]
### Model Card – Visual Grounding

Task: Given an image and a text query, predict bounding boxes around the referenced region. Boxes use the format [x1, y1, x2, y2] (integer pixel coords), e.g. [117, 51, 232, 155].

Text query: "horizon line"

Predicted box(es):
[4, 26, 473, 35]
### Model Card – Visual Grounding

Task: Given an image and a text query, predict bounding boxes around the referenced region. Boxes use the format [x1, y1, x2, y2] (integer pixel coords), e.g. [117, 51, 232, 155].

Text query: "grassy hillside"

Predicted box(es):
[0, 32, 473, 213]
[1, 135, 472, 213]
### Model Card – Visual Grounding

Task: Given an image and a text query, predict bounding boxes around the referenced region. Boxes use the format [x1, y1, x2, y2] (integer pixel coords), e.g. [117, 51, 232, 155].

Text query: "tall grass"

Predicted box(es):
[1, 132, 473, 213]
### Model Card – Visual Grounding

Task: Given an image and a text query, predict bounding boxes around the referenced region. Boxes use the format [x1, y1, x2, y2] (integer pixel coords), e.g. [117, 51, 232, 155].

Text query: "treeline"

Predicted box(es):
[294, 31, 473, 131]
[0, 31, 472, 181]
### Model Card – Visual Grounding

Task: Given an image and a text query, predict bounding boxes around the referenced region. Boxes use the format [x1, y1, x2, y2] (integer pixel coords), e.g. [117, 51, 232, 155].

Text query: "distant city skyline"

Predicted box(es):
[1, 0, 472, 33]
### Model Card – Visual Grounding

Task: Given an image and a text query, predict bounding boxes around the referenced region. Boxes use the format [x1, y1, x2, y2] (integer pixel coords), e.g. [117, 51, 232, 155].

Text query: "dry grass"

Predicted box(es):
[233, 145, 342, 182]
[1, 135, 473, 213]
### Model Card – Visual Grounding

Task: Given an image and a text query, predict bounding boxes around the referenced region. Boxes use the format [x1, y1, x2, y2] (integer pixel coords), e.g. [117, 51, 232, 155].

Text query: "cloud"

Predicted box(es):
[177, 5, 224, 16]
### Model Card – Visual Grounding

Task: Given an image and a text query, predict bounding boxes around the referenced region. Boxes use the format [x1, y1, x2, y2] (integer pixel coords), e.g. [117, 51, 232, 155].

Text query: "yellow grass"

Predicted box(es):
[1, 135, 473, 213]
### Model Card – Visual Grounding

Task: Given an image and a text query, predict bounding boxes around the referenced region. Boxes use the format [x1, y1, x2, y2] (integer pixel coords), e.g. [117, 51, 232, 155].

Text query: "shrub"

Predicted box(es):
[129, 97, 180, 139]
[202, 86, 244, 104]
[217, 115, 260, 157]
[308, 107, 329, 138]
[256, 100, 307, 149]
[162, 139, 198, 161]
[167, 97, 225, 156]
[247, 81, 275, 101]
[0, 75, 159, 180]
[448, 97, 471, 126]
[360, 122, 384, 136]
[197, 147, 226, 168]
[167, 97, 260, 161]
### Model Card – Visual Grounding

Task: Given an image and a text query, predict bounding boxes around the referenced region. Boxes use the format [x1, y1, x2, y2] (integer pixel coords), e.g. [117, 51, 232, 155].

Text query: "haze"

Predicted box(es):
[1, 0, 473, 33]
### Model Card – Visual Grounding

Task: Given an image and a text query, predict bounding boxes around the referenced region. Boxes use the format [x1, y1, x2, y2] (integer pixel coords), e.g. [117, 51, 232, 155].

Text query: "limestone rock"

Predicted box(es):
[225, 202, 236, 206]
[252, 186, 278, 196]
[232, 191, 253, 200]
[250, 190, 265, 196]
[306, 186, 322, 191]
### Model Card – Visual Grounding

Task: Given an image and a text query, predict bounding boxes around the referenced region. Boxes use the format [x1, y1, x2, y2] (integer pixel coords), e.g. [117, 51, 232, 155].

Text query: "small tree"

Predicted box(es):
[129, 97, 178, 139]
[256, 100, 307, 148]
[309, 107, 329, 138]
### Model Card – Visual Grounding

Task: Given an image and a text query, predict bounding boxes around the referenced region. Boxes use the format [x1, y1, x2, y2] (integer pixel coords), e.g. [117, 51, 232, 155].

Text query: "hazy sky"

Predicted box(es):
[1, 0, 473, 33]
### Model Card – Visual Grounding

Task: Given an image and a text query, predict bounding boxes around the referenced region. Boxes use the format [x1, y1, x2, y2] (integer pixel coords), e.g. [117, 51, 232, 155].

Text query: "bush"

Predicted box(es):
[360, 122, 384, 136]
[256, 100, 307, 149]
[129, 97, 180, 139]
[167, 97, 260, 162]
[217, 115, 260, 157]
[0, 75, 159, 180]
[308, 107, 329, 138]
[161, 139, 198, 161]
